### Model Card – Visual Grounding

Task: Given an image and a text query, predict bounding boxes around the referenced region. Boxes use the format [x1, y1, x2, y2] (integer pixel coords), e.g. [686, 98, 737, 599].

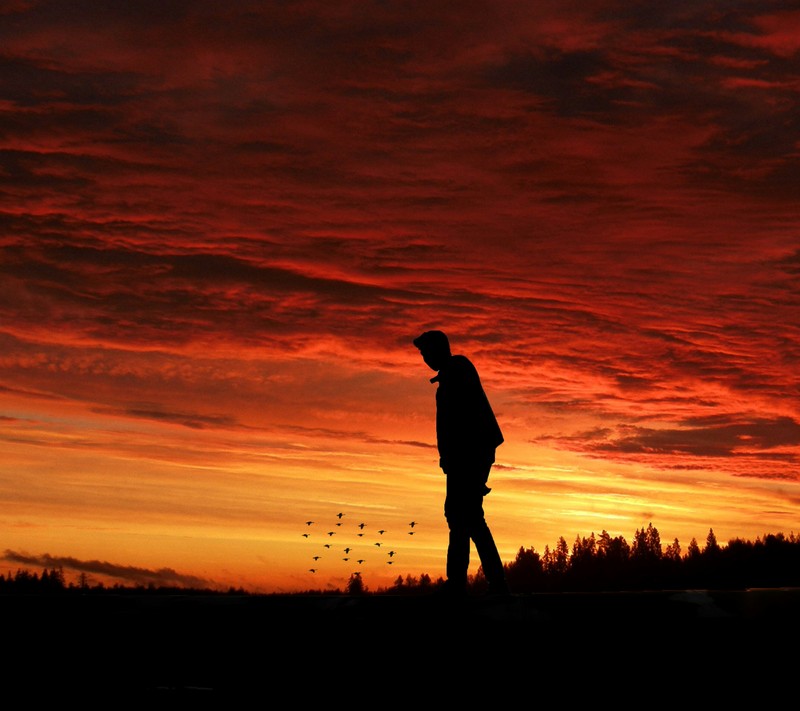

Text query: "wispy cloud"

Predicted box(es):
[3, 549, 215, 589]
[594, 416, 800, 457]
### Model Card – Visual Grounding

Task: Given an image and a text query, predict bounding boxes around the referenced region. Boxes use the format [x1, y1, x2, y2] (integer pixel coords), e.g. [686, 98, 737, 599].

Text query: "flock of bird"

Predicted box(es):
[302, 512, 418, 576]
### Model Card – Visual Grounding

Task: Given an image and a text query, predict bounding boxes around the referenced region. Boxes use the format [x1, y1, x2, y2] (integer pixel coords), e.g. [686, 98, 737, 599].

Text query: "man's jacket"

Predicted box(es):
[433, 355, 504, 471]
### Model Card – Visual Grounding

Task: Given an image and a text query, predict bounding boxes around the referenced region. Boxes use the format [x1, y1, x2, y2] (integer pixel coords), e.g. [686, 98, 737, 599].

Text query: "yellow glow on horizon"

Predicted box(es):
[3, 399, 798, 594]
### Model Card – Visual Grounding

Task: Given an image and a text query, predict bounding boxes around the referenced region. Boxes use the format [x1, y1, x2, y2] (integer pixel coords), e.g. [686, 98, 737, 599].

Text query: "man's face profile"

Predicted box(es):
[420, 346, 446, 372]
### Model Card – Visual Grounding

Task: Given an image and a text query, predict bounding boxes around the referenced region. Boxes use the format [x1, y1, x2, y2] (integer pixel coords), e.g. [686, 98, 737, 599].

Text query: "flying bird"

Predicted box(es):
[357, 559, 365, 565]
[343, 557, 349, 562]
[306, 521, 314, 526]
[388, 551, 396, 557]
[358, 523, 366, 529]
[312, 556, 321, 561]
[409, 521, 416, 528]
[374, 542, 382, 547]
[302, 533, 310, 538]
[357, 533, 364, 537]
[378, 530, 386, 535]
[337, 512, 344, 519]
[335, 522, 343, 526]
[309, 569, 317, 573]
[324, 544, 332, 549]
[344, 547, 352, 554]
[327, 531, 335, 536]
[408, 532, 415, 536]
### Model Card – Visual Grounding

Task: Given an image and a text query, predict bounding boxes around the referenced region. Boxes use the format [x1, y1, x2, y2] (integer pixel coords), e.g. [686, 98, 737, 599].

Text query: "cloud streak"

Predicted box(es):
[3, 549, 215, 589]
[554, 415, 800, 462]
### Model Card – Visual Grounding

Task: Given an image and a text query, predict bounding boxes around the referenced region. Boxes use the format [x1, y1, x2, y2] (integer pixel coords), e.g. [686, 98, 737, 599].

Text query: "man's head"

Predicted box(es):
[413, 330, 451, 372]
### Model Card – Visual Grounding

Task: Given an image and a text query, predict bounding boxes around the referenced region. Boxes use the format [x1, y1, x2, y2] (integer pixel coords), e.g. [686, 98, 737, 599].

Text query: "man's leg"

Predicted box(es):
[446, 526, 470, 590]
[469, 464, 509, 593]
[472, 519, 507, 590]
[444, 475, 470, 592]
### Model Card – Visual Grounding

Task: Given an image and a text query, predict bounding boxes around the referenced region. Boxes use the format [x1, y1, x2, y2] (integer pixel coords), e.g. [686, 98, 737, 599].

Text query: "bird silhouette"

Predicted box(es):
[336, 512, 344, 519]
[388, 550, 396, 557]
[335, 522, 343, 526]
[324, 544, 332, 548]
[374, 542, 382, 547]
[302, 533, 310, 538]
[309, 569, 317, 573]
[408, 531, 415, 536]
[357, 559, 365, 565]
[312, 556, 321, 561]
[409, 521, 416, 528]
[306, 521, 314, 526]
[327, 531, 335, 536]
[357, 533, 364, 537]
[378, 530, 386, 535]
[358, 523, 366, 529]
[343, 557, 349, 562]
[387, 561, 394, 565]
[344, 547, 352, 554]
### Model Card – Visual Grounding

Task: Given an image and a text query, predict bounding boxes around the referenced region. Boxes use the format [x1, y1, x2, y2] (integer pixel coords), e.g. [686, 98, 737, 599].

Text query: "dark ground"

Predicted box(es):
[8, 588, 799, 698]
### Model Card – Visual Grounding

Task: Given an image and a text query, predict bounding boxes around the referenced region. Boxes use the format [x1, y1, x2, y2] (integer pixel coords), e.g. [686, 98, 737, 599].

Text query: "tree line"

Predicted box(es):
[3, 525, 799, 595]
[385, 526, 800, 596]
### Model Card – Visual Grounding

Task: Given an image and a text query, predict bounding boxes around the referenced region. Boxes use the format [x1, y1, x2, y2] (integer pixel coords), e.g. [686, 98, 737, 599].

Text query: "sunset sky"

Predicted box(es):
[2, 1, 799, 593]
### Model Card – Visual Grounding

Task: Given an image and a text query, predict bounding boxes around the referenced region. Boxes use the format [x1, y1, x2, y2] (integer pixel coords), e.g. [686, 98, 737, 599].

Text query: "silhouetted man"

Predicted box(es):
[413, 330, 510, 597]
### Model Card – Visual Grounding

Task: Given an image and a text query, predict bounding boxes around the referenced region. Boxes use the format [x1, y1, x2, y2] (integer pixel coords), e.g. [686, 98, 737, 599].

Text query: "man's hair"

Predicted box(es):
[413, 330, 450, 352]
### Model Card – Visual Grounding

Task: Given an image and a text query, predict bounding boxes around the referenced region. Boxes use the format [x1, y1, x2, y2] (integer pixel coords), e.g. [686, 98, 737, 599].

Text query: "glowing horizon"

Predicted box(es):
[1, 1, 799, 593]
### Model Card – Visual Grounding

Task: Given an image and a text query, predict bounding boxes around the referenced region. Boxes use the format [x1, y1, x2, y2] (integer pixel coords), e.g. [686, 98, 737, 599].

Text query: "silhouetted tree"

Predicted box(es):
[629, 523, 666, 588]
[40, 567, 66, 592]
[571, 533, 597, 567]
[704, 528, 720, 555]
[698, 528, 722, 586]
[386, 573, 434, 595]
[13, 569, 38, 593]
[597, 530, 630, 562]
[505, 546, 543, 594]
[568, 533, 601, 590]
[542, 537, 569, 582]
[418, 573, 433, 592]
[596, 530, 631, 590]
[631, 523, 662, 563]
[346, 573, 366, 595]
[471, 566, 488, 593]
[664, 538, 681, 562]
[661, 537, 683, 586]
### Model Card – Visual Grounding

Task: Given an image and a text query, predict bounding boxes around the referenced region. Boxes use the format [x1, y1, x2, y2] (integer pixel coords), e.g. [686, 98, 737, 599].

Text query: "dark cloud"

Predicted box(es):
[776, 250, 800, 275]
[3, 549, 215, 589]
[487, 49, 621, 119]
[0, 382, 62, 401]
[0, 238, 434, 350]
[588, 416, 800, 458]
[0, 55, 141, 108]
[483, 4, 800, 199]
[280, 423, 434, 450]
[92, 404, 241, 430]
